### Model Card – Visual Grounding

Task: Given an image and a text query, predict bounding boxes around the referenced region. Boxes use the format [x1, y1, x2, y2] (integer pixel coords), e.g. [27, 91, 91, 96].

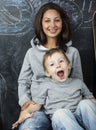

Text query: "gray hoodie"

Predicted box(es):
[18, 37, 83, 106]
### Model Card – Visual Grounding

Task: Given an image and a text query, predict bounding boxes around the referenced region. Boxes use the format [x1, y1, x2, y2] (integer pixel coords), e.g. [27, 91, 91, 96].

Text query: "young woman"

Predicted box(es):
[16, 2, 83, 130]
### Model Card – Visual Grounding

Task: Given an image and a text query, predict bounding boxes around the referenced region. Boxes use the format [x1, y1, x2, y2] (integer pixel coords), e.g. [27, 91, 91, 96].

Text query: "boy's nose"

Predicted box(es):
[56, 63, 61, 68]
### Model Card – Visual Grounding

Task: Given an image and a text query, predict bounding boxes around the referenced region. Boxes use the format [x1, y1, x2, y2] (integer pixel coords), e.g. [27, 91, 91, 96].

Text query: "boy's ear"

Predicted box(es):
[45, 70, 51, 77]
[68, 63, 71, 70]
[68, 63, 72, 77]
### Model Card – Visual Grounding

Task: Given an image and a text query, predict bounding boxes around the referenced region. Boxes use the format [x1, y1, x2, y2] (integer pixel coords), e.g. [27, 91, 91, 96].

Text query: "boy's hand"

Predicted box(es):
[12, 110, 34, 129]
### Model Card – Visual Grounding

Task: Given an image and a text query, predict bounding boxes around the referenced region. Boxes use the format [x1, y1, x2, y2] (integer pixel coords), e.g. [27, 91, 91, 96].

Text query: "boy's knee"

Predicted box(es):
[52, 108, 70, 121]
[77, 99, 93, 112]
[79, 99, 91, 106]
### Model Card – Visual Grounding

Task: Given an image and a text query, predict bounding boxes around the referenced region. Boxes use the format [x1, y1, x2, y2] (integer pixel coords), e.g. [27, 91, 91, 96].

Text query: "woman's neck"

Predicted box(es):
[44, 38, 57, 49]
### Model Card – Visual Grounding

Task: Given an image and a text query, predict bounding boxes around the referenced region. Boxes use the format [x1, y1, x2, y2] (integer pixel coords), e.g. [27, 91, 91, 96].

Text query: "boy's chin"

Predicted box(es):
[55, 78, 66, 82]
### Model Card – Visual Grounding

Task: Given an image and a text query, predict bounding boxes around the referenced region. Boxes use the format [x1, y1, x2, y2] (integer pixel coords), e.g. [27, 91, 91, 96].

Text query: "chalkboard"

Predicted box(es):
[0, 0, 96, 130]
[92, 11, 96, 60]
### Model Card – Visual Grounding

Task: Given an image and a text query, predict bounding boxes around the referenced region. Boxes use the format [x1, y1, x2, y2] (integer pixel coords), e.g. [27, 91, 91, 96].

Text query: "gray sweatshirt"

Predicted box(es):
[32, 78, 94, 115]
[18, 37, 83, 106]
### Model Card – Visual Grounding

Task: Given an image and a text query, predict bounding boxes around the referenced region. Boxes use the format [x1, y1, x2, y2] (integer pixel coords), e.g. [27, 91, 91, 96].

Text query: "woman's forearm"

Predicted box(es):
[91, 98, 96, 103]
[26, 103, 42, 113]
[21, 100, 35, 110]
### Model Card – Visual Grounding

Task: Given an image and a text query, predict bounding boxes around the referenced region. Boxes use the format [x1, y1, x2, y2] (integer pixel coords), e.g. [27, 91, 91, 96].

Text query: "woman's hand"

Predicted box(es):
[12, 101, 41, 129]
[91, 98, 96, 103]
[21, 100, 36, 111]
[12, 109, 34, 129]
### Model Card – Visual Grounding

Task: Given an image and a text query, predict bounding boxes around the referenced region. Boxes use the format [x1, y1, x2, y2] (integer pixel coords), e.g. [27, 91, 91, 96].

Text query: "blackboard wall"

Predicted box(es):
[0, 0, 96, 130]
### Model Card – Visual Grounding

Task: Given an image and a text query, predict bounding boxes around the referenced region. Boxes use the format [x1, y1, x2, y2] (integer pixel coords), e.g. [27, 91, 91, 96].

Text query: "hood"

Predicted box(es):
[30, 36, 48, 52]
[66, 40, 72, 47]
[30, 36, 72, 50]
[30, 36, 39, 47]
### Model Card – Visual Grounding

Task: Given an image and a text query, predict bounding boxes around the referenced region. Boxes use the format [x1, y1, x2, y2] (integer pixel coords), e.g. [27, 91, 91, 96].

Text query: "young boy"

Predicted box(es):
[12, 48, 96, 130]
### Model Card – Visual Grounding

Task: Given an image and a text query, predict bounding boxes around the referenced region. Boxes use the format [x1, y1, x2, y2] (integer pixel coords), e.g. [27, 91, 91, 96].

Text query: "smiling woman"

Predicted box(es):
[12, 2, 85, 130]
[0, 0, 95, 130]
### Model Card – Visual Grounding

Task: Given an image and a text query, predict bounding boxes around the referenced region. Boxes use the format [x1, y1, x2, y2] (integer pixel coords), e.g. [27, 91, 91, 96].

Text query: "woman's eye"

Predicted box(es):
[55, 19, 60, 22]
[45, 20, 50, 23]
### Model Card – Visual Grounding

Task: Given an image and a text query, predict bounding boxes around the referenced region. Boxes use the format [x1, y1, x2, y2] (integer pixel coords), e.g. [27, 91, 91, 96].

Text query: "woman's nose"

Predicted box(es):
[50, 21, 55, 27]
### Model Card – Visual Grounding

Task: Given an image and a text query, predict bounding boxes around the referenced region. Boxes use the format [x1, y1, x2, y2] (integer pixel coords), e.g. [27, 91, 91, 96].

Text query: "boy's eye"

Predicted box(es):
[59, 60, 64, 63]
[50, 63, 54, 66]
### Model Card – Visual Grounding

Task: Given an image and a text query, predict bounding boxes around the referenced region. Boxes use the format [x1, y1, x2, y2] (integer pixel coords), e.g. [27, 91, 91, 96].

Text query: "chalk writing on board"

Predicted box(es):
[74, 0, 96, 28]
[46, 0, 83, 31]
[0, 0, 34, 35]
[0, 0, 96, 35]
[82, 0, 95, 23]
[0, 73, 7, 120]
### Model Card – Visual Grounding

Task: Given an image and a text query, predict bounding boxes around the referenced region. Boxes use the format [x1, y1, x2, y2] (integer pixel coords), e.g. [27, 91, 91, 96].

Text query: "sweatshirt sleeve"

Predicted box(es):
[18, 49, 33, 107]
[81, 81, 94, 99]
[32, 81, 47, 105]
[70, 47, 83, 81]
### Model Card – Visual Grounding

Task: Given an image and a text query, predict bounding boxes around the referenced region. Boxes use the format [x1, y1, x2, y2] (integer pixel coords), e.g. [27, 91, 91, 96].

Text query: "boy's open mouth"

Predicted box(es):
[57, 70, 64, 79]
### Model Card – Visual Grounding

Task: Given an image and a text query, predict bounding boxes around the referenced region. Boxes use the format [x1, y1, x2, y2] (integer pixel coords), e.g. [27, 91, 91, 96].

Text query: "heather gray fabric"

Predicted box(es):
[32, 78, 94, 115]
[18, 37, 83, 106]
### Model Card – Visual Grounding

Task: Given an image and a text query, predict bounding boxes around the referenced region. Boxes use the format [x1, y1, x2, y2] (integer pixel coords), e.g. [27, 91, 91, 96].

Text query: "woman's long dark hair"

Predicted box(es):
[34, 2, 72, 50]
